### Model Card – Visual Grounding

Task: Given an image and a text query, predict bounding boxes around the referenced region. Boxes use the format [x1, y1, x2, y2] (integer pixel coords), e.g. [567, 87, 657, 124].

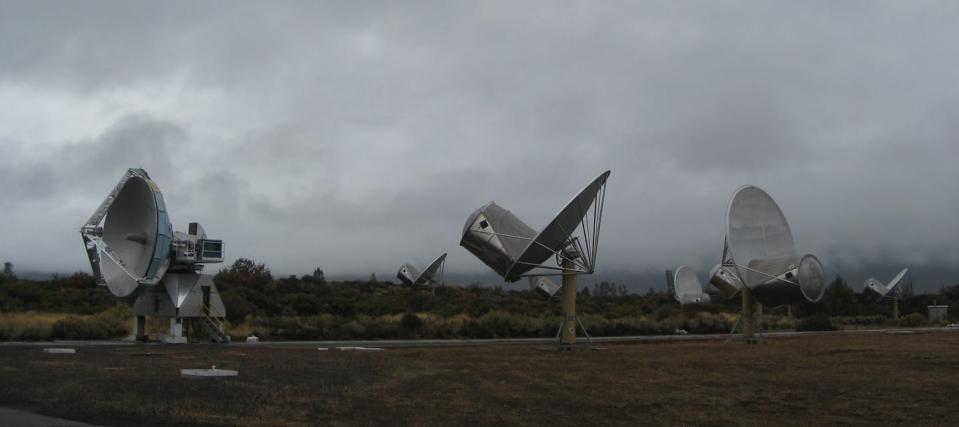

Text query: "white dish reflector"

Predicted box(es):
[721, 185, 825, 306]
[673, 266, 711, 305]
[81, 169, 172, 297]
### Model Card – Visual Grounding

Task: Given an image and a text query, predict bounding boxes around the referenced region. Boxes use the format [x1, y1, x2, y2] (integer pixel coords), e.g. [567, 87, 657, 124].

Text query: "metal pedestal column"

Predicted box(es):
[133, 316, 146, 341]
[559, 258, 578, 349]
[742, 288, 758, 344]
[164, 317, 187, 344]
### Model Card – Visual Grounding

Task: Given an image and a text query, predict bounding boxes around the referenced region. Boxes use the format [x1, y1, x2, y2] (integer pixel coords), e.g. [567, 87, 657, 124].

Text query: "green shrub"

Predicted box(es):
[796, 315, 837, 332]
[335, 320, 367, 339]
[681, 312, 735, 334]
[759, 315, 794, 332]
[0, 320, 54, 340]
[833, 315, 887, 326]
[220, 289, 257, 324]
[896, 313, 925, 327]
[400, 312, 423, 330]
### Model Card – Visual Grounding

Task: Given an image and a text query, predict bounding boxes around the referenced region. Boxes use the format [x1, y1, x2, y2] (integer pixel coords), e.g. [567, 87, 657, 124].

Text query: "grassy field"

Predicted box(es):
[0, 331, 957, 426]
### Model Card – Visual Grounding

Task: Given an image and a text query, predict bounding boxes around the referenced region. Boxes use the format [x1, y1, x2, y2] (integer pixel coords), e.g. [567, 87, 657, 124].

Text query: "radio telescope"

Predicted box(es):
[460, 171, 610, 348]
[864, 268, 910, 319]
[671, 266, 711, 305]
[397, 253, 447, 294]
[80, 168, 228, 343]
[707, 185, 826, 342]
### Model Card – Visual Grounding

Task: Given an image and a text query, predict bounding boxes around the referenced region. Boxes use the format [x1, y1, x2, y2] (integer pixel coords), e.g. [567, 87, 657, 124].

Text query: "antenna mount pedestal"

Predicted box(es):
[742, 289, 757, 343]
[559, 257, 578, 348]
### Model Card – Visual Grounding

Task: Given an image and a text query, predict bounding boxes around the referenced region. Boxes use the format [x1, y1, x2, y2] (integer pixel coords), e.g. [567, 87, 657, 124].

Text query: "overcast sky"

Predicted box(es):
[2, 1, 958, 289]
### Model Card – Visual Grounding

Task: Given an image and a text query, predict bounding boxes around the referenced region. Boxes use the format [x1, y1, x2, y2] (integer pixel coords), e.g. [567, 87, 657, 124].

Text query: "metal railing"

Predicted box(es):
[201, 303, 231, 342]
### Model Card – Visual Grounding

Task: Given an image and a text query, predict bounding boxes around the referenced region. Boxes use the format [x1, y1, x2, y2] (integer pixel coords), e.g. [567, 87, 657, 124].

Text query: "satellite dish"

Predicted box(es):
[461, 171, 610, 282]
[459, 171, 610, 348]
[705, 185, 826, 343]
[80, 169, 172, 297]
[722, 185, 825, 306]
[864, 267, 910, 319]
[673, 266, 711, 305]
[864, 268, 909, 301]
[397, 253, 447, 287]
[81, 168, 228, 343]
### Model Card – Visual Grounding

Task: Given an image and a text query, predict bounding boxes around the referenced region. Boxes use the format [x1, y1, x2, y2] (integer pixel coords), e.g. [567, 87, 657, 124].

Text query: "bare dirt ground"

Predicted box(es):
[1, 332, 957, 426]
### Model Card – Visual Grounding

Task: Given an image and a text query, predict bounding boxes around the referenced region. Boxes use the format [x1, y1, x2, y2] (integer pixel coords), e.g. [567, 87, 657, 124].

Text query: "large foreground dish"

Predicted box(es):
[713, 185, 826, 307]
[80, 169, 172, 297]
[704, 185, 826, 342]
[80, 168, 228, 343]
[460, 171, 609, 282]
[459, 171, 611, 348]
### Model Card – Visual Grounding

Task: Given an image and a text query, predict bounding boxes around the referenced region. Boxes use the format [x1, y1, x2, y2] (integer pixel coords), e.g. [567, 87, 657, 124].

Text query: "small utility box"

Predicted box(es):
[928, 305, 949, 323]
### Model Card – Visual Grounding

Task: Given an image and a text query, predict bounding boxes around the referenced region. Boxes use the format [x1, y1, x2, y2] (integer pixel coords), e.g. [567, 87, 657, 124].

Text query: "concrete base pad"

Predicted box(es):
[181, 368, 238, 377]
[163, 336, 188, 344]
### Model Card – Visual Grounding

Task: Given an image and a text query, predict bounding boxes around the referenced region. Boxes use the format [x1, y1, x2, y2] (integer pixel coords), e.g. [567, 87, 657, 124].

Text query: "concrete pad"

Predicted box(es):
[336, 346, 385, 351]
[181, 367, 238, 377]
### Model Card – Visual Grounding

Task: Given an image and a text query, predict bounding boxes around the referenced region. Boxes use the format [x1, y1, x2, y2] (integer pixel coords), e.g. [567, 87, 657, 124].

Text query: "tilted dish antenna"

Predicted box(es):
[80, 168, 228, 343]
[673, 266, 711, 305]
[864, 268, 909, 300]
[460, 171, 610, 348]
[864, 267, 910, 319]
[397, 253, 447, 291]
[720, 185, 825, 306]
[461, 171, 609, 281]
[713, 185, 826, 342]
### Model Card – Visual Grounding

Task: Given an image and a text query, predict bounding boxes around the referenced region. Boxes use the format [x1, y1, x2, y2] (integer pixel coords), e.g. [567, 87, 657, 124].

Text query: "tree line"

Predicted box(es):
[1, 259, 957, 336]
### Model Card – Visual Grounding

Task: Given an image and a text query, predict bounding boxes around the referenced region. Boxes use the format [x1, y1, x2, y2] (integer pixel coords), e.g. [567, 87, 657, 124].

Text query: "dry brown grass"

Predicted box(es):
[0, 312, 68, 340]
[0, 331, 957, 426]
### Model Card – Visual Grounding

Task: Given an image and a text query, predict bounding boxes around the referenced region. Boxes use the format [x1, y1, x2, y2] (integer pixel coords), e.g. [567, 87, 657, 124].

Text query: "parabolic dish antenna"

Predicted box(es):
[707, 185, 826, 343]
[80, 168, 228, 343]
[397, 253, 447, 287]
[673, 266, 711, 305]
[726, 185, 796, 272]
[864, 267, 910, 319]
[81, 169, 172, 297]
[459, 170, 610, 348]
[864, 268, 909, 301]
[460, 170, 610, 282]
[721, 185, 825, 307]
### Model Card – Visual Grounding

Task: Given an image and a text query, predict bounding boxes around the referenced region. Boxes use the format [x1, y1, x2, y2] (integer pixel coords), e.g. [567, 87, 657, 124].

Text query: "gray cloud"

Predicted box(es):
[2, 2, 959, 291]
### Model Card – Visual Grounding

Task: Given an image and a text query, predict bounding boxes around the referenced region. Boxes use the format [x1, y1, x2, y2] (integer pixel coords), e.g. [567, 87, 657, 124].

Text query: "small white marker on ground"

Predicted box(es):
[336, 346, 385, 351]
